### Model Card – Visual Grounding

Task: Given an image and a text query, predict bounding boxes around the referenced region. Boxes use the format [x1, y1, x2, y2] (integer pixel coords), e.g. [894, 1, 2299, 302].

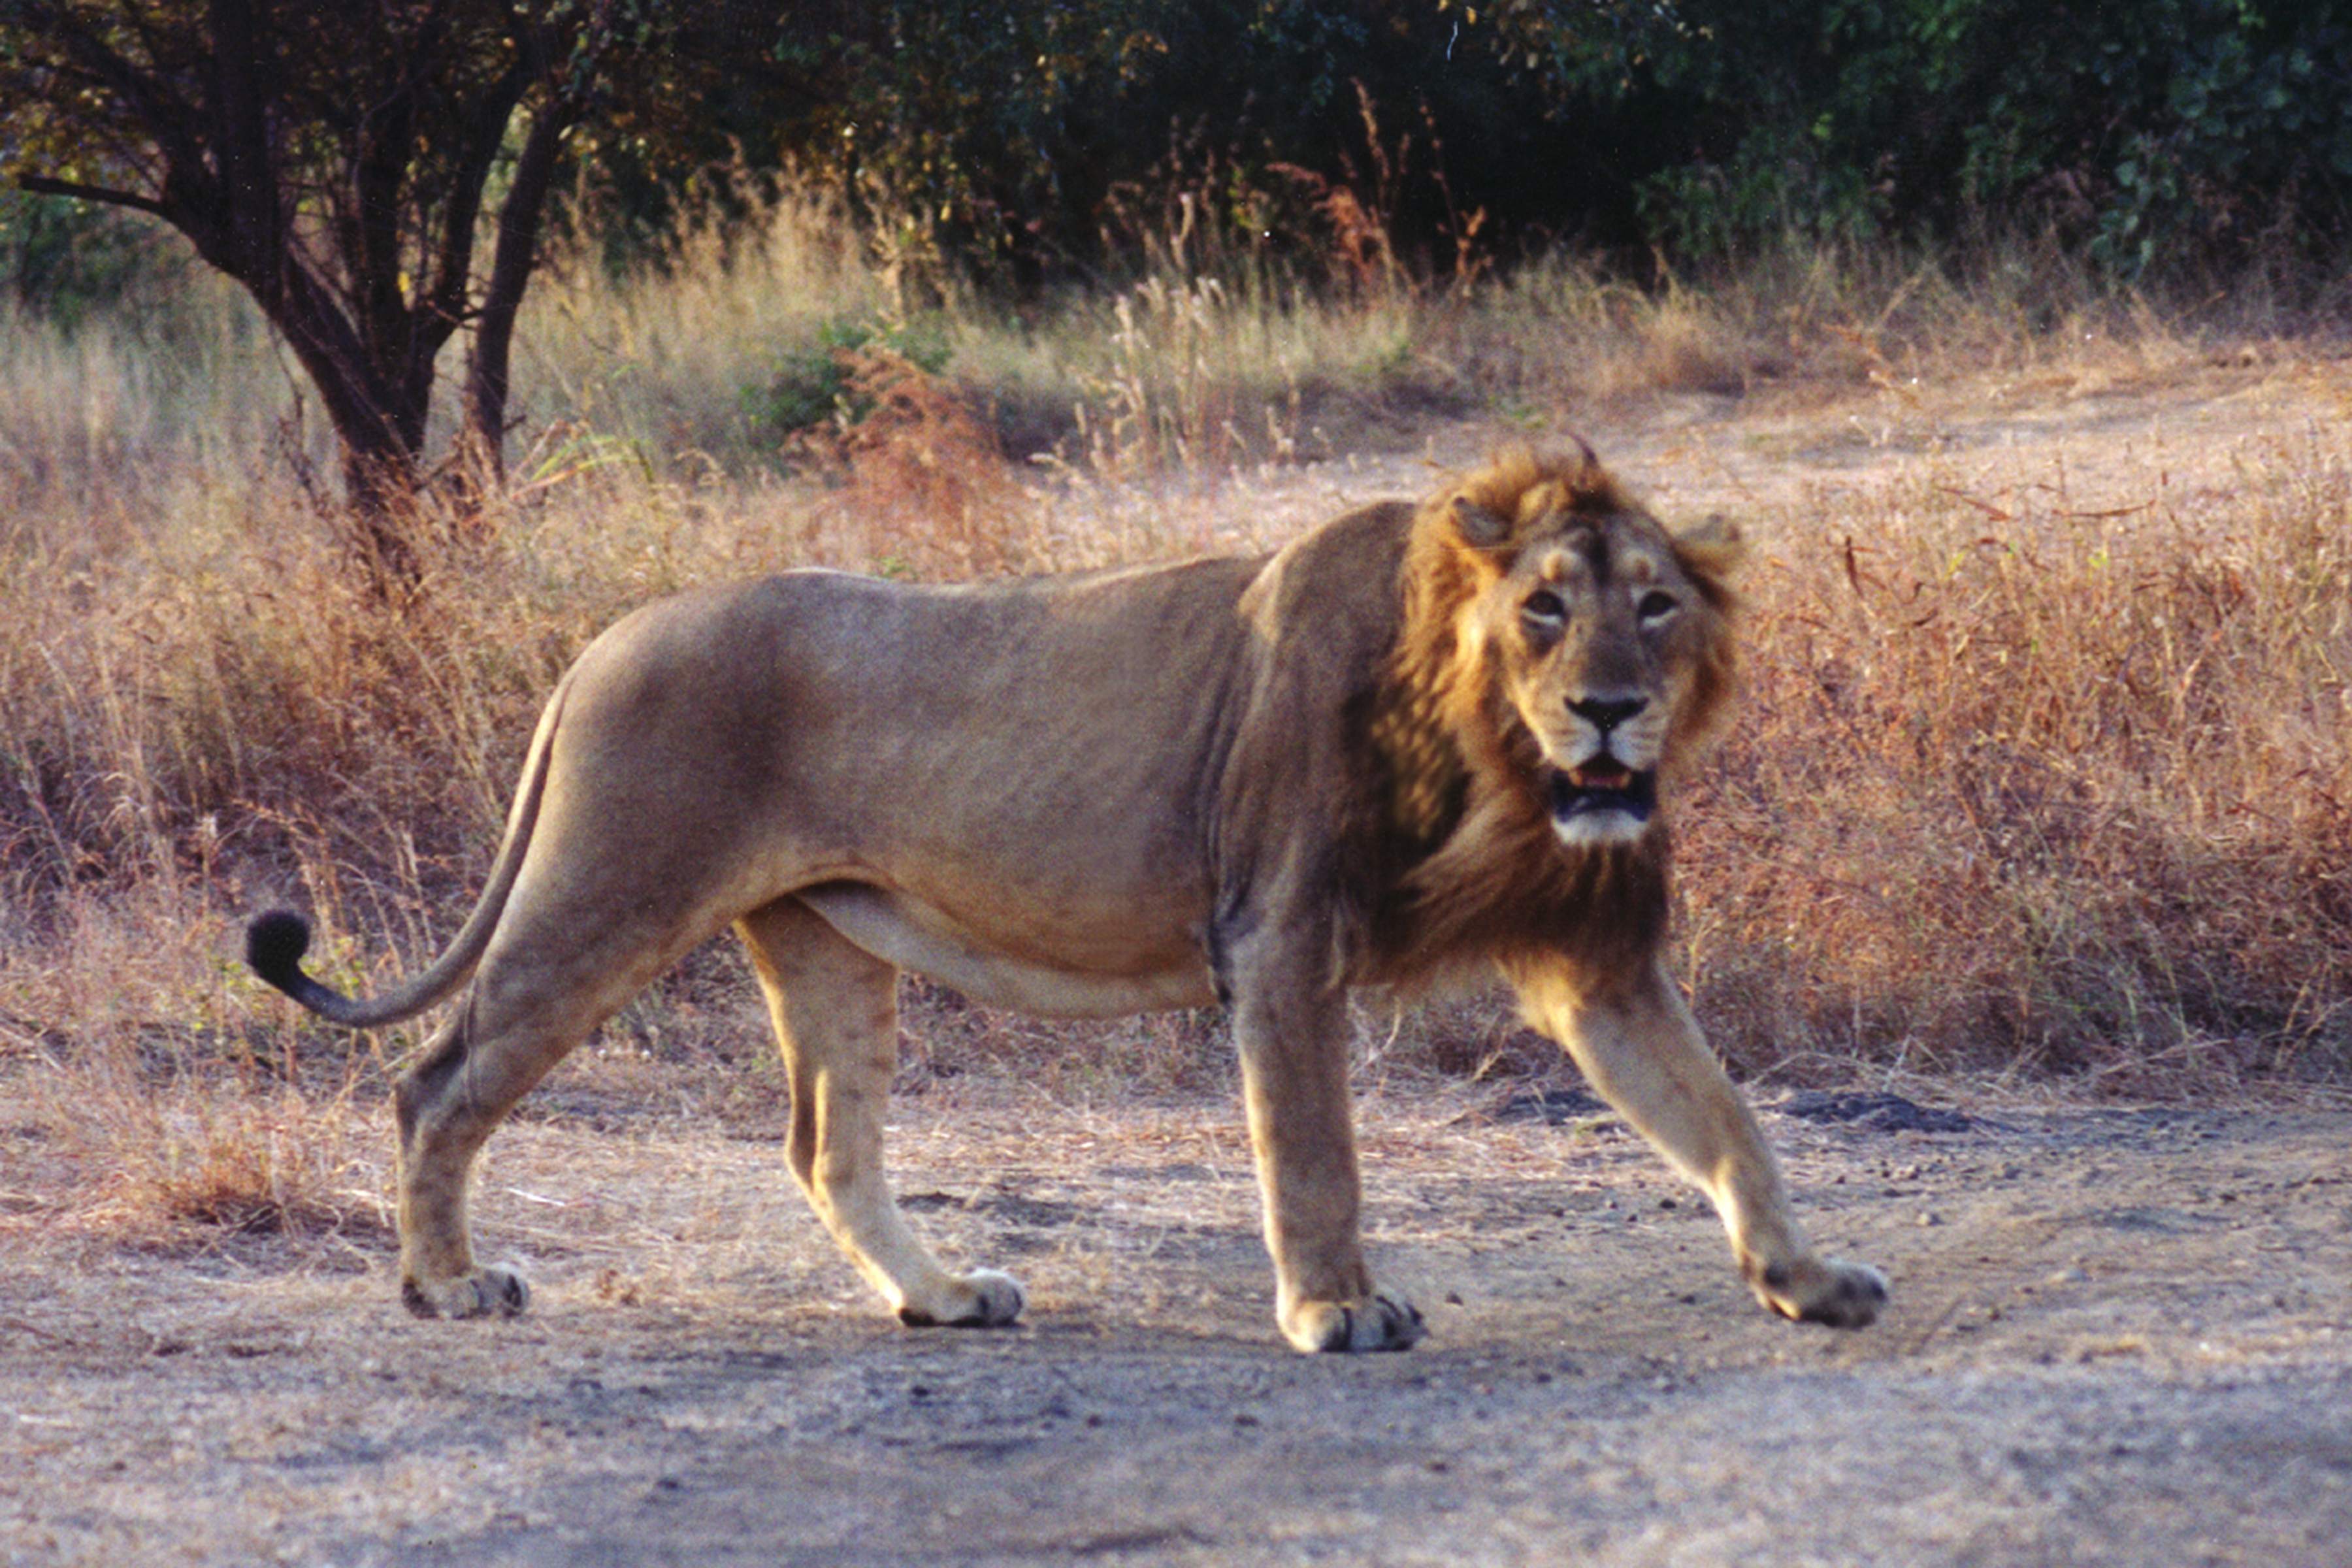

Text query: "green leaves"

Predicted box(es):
[743, 316, 952, 444]
[1506, 0, 2352, 274]
[6, 0, 2346, 308]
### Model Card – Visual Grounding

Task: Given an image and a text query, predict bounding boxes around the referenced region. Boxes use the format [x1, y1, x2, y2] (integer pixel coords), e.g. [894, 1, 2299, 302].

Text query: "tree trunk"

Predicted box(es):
[11, 0, 596, 589]
[459, 94, 571, 495]
[263, 269, 434, 590]
[197, 0, 438, 586]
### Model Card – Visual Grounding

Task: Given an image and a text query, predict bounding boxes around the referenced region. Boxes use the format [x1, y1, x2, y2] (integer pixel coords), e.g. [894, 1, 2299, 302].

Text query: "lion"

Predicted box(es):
[248, 442, 1887, 1352]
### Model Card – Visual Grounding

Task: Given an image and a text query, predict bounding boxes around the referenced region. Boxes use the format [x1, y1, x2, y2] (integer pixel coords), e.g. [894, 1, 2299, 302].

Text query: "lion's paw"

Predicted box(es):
[1282, 1286, 1426, 1354]
[897, 1268, 1026, 1329]
[1754, 1255, 1887, 1330]
[402, 1263, 531, 1320]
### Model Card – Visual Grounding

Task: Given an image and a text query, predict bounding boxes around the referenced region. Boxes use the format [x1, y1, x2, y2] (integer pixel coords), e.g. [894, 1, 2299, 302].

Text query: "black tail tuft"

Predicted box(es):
[246, 909, 314, 995]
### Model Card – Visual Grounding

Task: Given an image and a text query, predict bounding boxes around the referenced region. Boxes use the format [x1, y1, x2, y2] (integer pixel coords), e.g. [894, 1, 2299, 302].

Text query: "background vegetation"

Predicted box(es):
[8, 0, 2343, 564]
[14, 1, 2349, 294]
[1, 1, 2347, 1233]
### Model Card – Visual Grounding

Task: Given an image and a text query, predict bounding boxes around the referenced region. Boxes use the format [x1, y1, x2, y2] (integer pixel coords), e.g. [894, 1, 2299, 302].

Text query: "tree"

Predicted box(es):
[1473, 0, 2352, 270]
[0, 1, 681, 578]
[0, 3, 1222, 572]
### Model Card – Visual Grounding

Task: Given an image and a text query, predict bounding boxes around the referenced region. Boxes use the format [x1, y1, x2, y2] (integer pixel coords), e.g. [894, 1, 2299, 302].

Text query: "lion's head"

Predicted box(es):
[1365, 443, 1742, 971]
[1441, 443, 1742, 847]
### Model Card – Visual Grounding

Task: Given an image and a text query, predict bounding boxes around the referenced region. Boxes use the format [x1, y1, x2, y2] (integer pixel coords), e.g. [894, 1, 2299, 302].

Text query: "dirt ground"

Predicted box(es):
[5, 1085, 2351, 1567]
[1084, 340, 2351, 552]
[7, 354, 2351, 1565]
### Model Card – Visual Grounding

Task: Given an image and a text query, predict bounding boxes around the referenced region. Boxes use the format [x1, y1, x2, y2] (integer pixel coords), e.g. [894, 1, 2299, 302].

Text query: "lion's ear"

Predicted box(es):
[1450, 497, 1512, 548]
[1537, 434, 1601, 478]
[1674, 513, 1745, 578]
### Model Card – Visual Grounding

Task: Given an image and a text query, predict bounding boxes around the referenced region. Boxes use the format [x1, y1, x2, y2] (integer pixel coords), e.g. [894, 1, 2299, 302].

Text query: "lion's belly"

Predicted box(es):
[795, 883, 1218, 1019]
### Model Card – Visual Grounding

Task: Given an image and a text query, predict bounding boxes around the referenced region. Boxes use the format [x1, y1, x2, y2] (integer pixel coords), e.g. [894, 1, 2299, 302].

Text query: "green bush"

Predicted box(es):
[742, 318, 953, 442]
[1, 193, 191, 329]
[1504, 0, 2352, 278]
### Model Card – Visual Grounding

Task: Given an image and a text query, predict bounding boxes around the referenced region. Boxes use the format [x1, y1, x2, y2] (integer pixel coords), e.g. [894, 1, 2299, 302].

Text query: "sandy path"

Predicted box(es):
[6, 1090, 2349, 1566]
[1083, 351, 2349, 553]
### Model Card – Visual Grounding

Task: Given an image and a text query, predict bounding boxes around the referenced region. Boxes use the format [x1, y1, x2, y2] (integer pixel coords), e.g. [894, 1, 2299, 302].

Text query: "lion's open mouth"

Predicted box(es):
[1547, 762, 1658, 826]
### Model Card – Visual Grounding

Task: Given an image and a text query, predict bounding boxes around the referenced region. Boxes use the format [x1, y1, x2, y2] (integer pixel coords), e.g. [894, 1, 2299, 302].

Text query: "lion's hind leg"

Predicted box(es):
[395, 881, 740, 1318]
[393, 960, 655, 1319]
[736, 898, 1024, 1330]
[393, 1011, 536, 1318]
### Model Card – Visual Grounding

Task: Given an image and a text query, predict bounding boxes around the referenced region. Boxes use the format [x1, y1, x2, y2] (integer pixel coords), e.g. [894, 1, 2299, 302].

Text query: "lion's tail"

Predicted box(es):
[245, 672, 572, 1030]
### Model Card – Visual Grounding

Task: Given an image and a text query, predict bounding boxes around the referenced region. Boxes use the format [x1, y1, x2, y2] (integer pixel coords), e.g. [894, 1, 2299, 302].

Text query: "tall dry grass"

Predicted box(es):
[523, 163, 1450, 478]
[1446, 233, 2247, 405]
[3, 187, 2348, 1239]
[1681, 430, 2352, 1090]
[516, 183, 887, 468]
[0, 282, 329, 564]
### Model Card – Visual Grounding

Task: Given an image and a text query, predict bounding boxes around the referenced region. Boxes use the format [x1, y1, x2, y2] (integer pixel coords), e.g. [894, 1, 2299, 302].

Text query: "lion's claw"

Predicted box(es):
[402, 1264, 531, 1320]
[898, 1268, 1026, 1329]
[1755, 1256, 1888, 1330]
[1285, 1286, 1426, 1353]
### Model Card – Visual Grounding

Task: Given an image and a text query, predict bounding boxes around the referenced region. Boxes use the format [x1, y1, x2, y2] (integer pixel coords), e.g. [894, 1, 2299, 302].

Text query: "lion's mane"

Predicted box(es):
[1350, 444, 1740, 986]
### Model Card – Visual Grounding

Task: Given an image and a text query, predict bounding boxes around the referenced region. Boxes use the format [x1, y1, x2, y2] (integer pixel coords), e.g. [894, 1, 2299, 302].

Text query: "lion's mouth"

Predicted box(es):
[1547, 762, 1658, 827]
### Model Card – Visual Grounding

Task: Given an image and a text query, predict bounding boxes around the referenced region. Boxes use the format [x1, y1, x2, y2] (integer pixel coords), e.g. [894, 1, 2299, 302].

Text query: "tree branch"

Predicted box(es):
[462, 86, 573, 482]
[14, 174, 174, 223]
[30, 8, 205, 167]
[416, 59, 531, 351]
[206, 0, 286, 297]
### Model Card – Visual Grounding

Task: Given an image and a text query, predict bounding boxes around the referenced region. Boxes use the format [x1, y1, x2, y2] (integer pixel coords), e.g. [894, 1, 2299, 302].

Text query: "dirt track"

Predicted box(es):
[7, 1088, 2350, 1566]
[1095, 347, 2350, 553]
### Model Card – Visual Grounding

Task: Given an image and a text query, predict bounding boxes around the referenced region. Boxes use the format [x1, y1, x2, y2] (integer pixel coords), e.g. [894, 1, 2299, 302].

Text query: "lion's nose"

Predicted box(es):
[1569, 696, 1648, 732]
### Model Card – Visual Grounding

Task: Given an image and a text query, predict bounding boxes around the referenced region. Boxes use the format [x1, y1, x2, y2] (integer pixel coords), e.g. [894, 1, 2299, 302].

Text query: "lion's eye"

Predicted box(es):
[1637, 590, 1679, 622]
[1524, 589, 1567, 624]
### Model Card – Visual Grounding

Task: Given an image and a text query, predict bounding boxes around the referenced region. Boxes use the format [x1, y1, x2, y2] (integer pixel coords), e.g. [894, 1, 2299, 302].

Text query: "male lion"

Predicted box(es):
[249, 442, 1887, 1352]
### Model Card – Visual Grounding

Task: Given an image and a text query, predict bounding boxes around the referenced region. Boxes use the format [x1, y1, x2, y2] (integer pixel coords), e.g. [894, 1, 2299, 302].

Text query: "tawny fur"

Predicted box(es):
[1359, 443, 1738, 983]
[246, 440, 1886, 1353]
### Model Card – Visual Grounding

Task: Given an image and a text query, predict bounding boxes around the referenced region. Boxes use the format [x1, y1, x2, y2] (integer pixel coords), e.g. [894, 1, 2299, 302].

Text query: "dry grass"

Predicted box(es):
[1680, 425, 2352, 1091]
[0, 874, 387, 1243]
[785, 347, 1045, 578]
[515, 183, 887, 466]
[1440, 235, 2246, 409]
[3, 188, 2348, 1239]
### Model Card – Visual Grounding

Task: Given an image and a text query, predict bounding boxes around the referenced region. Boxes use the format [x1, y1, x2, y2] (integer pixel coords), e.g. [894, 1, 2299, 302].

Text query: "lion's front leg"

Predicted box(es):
[1228, 951, 1424, 1354]
[1511, 956, 1888, 1329]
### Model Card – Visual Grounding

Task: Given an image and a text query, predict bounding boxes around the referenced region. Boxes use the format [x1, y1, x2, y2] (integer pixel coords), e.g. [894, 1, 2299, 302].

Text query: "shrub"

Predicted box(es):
[743, 318, 955, 446]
